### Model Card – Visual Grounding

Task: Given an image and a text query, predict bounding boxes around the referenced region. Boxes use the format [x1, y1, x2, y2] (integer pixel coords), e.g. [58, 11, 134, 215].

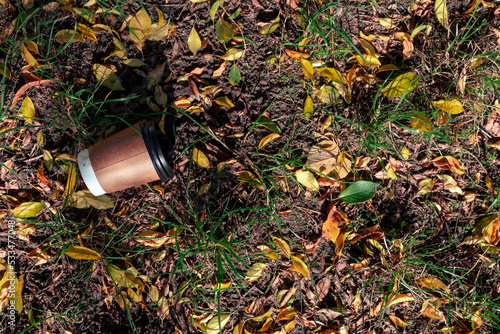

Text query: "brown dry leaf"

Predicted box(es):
[322, 205, 341, 243]
[64, 246, 101, 260]
[421, 297, 448, 319]
[417, 277, 451, 293]
[295, 169, 319, 191]
[27, 247, 50, 266]
[272, 237, 291, 259]
[386, 294, 415, 308]
[136, 229, 170, 248]
[244, 263, 266, 283]
[290, 255, 311, 280]
[192, 147, 211, 168]
[316, 276, 331, 303]
[432, 156, 464, 175]
[389, 315, 408, 327]
[350, 258, 369, 270]
[305, 140, 339, 174]
[70, 190, 115, 210]
[129, 8, 152, 51]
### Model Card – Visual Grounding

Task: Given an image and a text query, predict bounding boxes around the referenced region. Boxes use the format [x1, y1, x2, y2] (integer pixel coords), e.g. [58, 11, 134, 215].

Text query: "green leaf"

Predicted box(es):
[339, 181, 379, 203]
[259, 16, 280, 35]
[256, 117, 281, 134]
[210, 1, 222, 20]
[229, 64, 240, 86]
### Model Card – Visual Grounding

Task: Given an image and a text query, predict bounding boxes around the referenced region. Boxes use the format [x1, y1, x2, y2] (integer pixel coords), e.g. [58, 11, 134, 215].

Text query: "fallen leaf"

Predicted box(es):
[387, 294, 415, 308]
[291, 255, 311, 280]
[339, 181, 378, 203]
[300, 58, 314, 81]
[350, 258, 369, 270]
[192, 148, 211, 168]
[417, 277, 451, 293]
[64, 246, 101, 260]
[411, 112, 431, 132]
[381, 72, 419, 97]
[21, 96, 35, 125]
[216, 18, 234, 42]
[188, 26, 202, 56]
[304, 95, 313, 119]
[421, 297, 448, 319]
[93, 64, 125, 90]
[259, 16, 280, 35]
[389, 315, 408, 327]
[295, 170, 319, 191]
[70, 190, 115, 210]
[315, 67, 345, 84]
[272, 237, 291, 259]
[229, 63, 240, 86]
[63, 162, 77, 200]
[220, 48, 243, 61]
[435, 0, 449, 30]
[432, 156, 464, 175]
[258, 133, 280, 150]
[215, 96, 235, 107]
[432, 99, 464, 114]
[136, 229, 170, 248]
[354, 54, 381, 67]
[206, 314, 231, 334]
[323, 205, 341, 243]
[401, 146, 410, 160]
[54, 29, 86, 44]
[417, 178, 436, 195]
[129, 8, 152, 51]
[244, 263, 266, 283]
[10, 202, 44, 218]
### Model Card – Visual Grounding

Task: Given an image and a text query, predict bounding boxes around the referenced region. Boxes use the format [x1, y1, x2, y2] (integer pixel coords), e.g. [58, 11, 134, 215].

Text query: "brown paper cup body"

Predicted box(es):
[88, 124, 160, 193]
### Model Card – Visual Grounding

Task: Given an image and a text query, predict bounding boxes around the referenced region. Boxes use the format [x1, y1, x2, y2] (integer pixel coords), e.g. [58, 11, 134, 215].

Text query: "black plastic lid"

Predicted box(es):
[140, 121, 174, 182]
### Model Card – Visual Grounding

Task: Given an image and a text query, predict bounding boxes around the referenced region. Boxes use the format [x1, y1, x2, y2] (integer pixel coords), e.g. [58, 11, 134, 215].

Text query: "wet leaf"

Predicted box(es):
[220, 48, 244, 61]
[295, 170, 319, 191]
[64, 246, 101, 260]
[259, 16, 280, 35]
[192, 148, 211, 168]
[291, 255, 311, 280]
[417, 277, 451, 293]
[258, 133, 280, 150]
[411, 112, 431, 132]
[304, 95, 313, 119]
[215, 96, 235, 108]
[432, 99, 464, 114]
[315, 67, 345, 84]
[432, 156, 464, 175]
[93, 64, 125, 90]
[10, 202, 44, 218]
[300, 58, 314, 81]
[244, 263, 266, 283]
[229, 64, 240, 86]
[129, 8, 152, 51]
[188, 26, 202, 56]
[21, 96, 35, 125]
[389, 315, 408, 327]
[435, 0, 449, 30]
[387, 294, 415, 308]
[70, 190, 115, 210]
[381, 72, 419, 97]
[216, 18, 234, 42]
[272, 237, 291, 259]
[339, 181, 378, 203]
[54, 29, 86, 44]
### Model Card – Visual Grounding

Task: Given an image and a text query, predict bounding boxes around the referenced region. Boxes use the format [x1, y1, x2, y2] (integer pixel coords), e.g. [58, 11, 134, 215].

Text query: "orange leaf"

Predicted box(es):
[432, 156, 464, 175]
[290, 256, 310, 280]
[322, 205, 341, 243]
[417, 277, 451, 293]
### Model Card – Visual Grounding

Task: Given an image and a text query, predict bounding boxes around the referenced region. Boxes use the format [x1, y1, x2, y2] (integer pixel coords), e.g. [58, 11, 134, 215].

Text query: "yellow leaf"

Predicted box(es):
[389, 315, 408, 327]
[358, 38, 378, 57]
[379, 18, 395, 29]
[315, 67, 345, 84]
[21, 96, 35, 125]
[206, 313, 231, 334]
[290, 255, 311, 280]
[0, 63, 12, 79]
[64, 245, 102, 260]
[285, 49, 310, 60]
[212, 279, 231, 290]
[321, 115, 332, 132]
[259, 16, 280, 35]
[381, 72, 419, 97]
[401, 146, 410, 160]
[14, 274, 24, 313]
[295, 170, 319, 191]
[300, 58, 314, 81]
[220, 48, 244, 61]
[272, 237, 291, 259]
[386, 294, 415, 308]
[252, 307, 273, 321]
[192, 148, 211, 168]
[421, 297, 447, 319]
[129, 8, 152, 51]
[257, 245, 278, 260]
[432, 99, 464, 114]
[417, 277, 451, 293]
[10, 202, 44, 218]
[215, 96, 235, 107]
[136, 229, 169, 248]
[470, 57, 482, 69]
[92, 64, 125, 90]
[244, 263, 266, 283]
[173, 96, 191, 109]
[277, 306, 296, 321]
[54, 29, 86, 44]
[63, 162, 77, 200]
[377, 64, 400, 72]
[411, 112, 431, 132]
[188, 26, 201, 56]
[437, 174, 463, 195]
[258, 133, 280, 150]
[303, 95, 313, 119]
[107, 264, 141, 289]
[355, 54, 381, 67]
[317, 85, 341, 104]
[77, 23, 97, 42]
[70, 190, 115, 209]
[21, 43, 39, 68]
[435, 0, 449, 30]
